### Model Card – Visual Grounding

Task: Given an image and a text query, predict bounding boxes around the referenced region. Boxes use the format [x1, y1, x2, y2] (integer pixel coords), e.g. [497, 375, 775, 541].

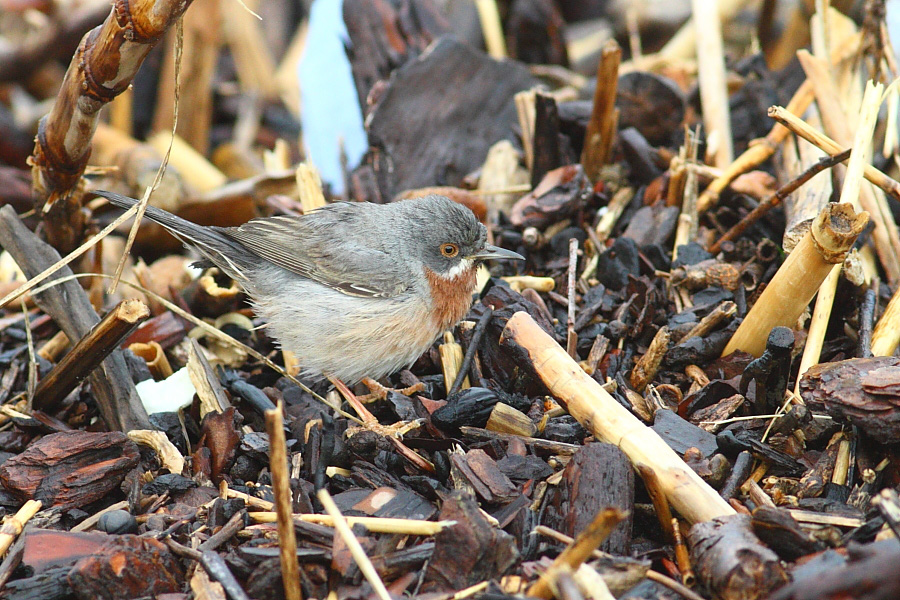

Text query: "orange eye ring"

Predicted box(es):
[440, 243, 459, 258]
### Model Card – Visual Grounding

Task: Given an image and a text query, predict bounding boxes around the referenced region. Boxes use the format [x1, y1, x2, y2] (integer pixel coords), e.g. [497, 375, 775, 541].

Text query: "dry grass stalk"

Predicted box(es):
[681, 301, 736, 342]
[768, 105, 900, 284]
[655, 0, 754, 62]
[32, 299, 149, 410]
[486, 402, 536, 437]
[637, 465, 675, 543]
[780, 112, 833, 251]
[581, 40, 621, 181]
[0, 500, 41, 555]
[692, 0, 733, 168]
[671, 517, 695, 586]
[265, 401, 302, 600]
[871, 288, 900, 356]
[723, 202, 868, 357]
[793, 80, 883, 391]
[527, 508, 626, 599]
[673, 132, 701, 260]
[91, 125, 185, 213]
[473, 0, 507, 59]
[515, 90, 537, 173]
[594, 187, 635, 244]
[534, 525, 707, 600]
[696, 31, 862, 213]
[501, 311, 735, 523]
[296, 162, 327, 213]
[317, 489, 393, 600]
[153, 0, 222, 155]
[248, 512, 456, 536]
[222, 0, 278, 99]
[566, 238, 578, 358]
[71, 500, 129, 533]
[37, 330, 69, 362]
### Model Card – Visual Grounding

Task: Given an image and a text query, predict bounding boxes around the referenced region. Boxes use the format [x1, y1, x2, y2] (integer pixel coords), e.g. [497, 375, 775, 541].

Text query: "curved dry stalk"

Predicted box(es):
[31, 0, 196, 253]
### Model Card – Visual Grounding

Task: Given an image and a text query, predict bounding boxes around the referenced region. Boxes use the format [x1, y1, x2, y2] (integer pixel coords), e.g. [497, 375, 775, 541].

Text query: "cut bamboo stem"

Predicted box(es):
[657, 0, 754, 61]
[318, 489, 392, 600]
[581, 40, 621, 181]
[501, 312, 735, 524]
[439, 332, 469, 393]
[30, 0, 196, 252]
[527, 508, 626, 599]
[264, 401, 301, 600]
[692, 0, 733, 168]
[723, 202, 868, 357]
[33, 299, 149, 410]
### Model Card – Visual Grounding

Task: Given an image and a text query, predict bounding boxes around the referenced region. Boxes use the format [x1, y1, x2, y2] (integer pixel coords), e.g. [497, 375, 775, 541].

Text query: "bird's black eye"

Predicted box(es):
[440, 243, 459, 258]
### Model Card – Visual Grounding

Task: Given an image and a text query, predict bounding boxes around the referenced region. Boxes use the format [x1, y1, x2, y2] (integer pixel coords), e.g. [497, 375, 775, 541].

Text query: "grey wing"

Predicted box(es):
[219, 210, 409, 298]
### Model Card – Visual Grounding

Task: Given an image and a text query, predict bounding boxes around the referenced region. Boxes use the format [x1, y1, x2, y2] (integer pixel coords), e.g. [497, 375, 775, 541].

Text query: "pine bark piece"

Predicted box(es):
[364, 36, 535, 198]
[30, 0, 197, 252]
[66, 535, 184, 600]
[799, 357, 900, 444]
[33, 299, 149, 411]
[689, 514, 789, 600]
[0, 206, 151, 432]
[500, 311, 735, 525]
[0, 431, 140, 510]
[770, 540, 900, 600]
[342, 0, 450, 112]
[544, 443, 634, 555]
[424, 491, 519, 591]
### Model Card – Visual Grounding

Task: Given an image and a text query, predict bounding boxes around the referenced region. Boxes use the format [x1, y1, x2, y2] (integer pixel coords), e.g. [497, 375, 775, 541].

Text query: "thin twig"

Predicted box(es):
[449, 307, 493, 396]
[318, 489, 393, 600]
[708, 148, 851, 254]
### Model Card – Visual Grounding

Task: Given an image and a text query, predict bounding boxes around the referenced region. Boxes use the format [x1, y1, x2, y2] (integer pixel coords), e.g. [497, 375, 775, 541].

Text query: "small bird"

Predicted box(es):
[96, 191, 523, 383]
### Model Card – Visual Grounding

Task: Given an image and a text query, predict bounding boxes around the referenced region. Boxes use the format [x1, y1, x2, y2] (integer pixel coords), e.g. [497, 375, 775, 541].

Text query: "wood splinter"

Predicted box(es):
[33, 299, 149, 410]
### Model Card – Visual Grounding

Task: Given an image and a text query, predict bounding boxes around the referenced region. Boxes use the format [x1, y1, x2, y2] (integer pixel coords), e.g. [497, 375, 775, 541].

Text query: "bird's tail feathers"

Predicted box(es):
[94, 190, 253, 282]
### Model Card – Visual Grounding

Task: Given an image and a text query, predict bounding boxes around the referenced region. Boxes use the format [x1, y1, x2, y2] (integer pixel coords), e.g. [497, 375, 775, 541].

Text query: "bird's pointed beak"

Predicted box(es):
[468, 244, 525, 261]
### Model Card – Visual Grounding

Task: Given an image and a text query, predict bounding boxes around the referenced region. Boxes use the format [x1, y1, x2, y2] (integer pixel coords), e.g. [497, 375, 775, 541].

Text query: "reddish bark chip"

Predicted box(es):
[67, 535, 184, 600]
[0, 431, 139, 509]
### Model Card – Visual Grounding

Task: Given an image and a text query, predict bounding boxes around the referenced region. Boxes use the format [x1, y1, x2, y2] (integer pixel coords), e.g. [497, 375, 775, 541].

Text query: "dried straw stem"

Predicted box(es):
[527, 508, 626, 599]
[501, 312, 735, 524]
[264, 402, 301, 600]
[692, 0, 733, 168]
[723, 202, 868, 357]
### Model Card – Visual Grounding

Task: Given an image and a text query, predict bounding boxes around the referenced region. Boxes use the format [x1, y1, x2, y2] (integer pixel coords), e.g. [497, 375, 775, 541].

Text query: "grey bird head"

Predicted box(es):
[396, 195, 524, 278]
